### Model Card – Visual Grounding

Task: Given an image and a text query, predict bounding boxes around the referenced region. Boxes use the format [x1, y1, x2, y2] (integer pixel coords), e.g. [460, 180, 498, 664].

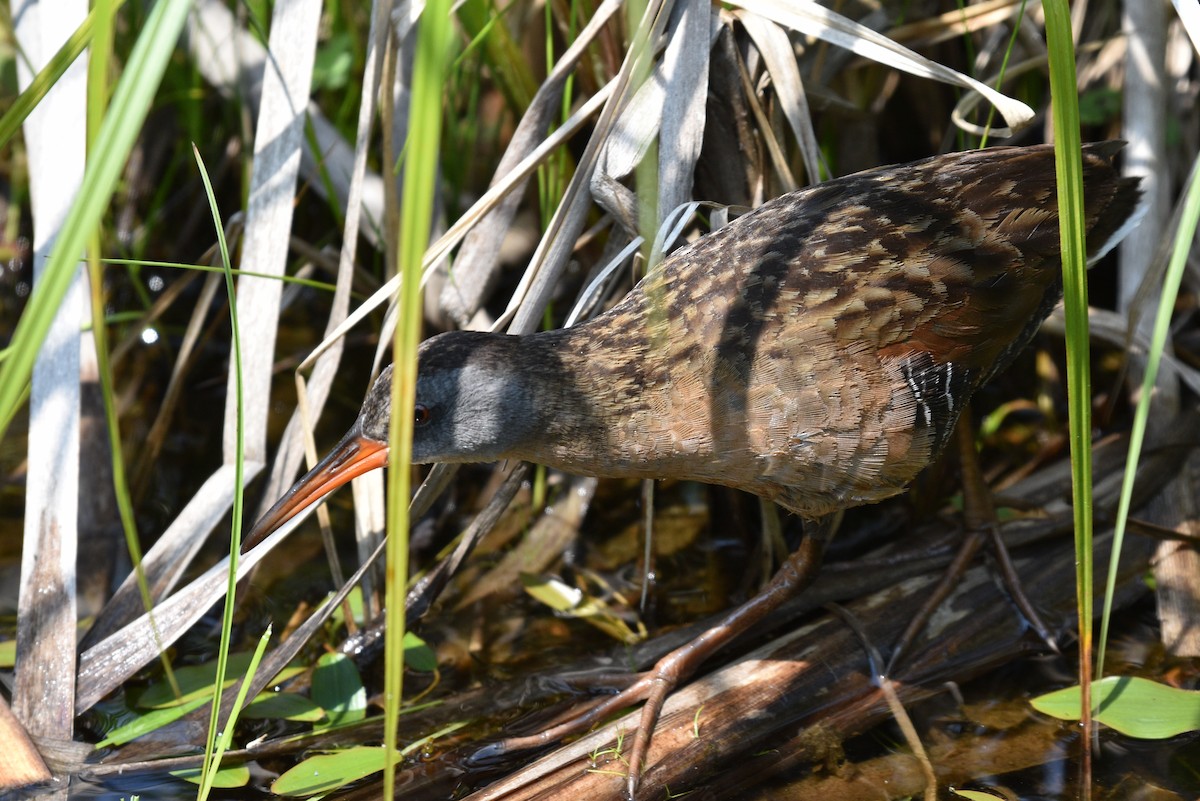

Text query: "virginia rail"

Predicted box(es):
[247, 142, 1141, 793]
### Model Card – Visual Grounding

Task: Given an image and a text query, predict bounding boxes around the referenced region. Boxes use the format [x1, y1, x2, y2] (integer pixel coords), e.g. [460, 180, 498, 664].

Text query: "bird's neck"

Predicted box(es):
[514, 321, 700, 480]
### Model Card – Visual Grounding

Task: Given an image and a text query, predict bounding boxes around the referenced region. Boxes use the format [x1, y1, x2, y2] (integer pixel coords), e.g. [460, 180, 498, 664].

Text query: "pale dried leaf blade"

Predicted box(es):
[84, 465, 263, 649]
[888, 0, 1028, 48]
[596, 0, 719, 187]
[1173, 0, 1200, 58]
[185, 0, 386, 246]
[596, 60, 668, 183]
[442, 0, 622, 325]
[658, 0, 715, 219]
[221, 0, 324, 465]
[13, 0, 87, 739]
[258, 0, 392, 518]
[308, 79, 615, 361]
[949, 50, 1048, 138]
[508, 0, 677, 336]
[75, 461, 265, 713]
[733, 10, 823, 183]
[726, 0, 1035, 136]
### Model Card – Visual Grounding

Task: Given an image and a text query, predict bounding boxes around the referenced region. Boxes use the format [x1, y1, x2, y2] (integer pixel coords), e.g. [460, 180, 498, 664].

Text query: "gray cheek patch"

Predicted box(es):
[446, 362, 518, 458]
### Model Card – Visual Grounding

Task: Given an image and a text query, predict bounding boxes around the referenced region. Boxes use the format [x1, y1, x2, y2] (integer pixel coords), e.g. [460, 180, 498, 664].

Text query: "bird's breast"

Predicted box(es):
[540, 312, 960, 517]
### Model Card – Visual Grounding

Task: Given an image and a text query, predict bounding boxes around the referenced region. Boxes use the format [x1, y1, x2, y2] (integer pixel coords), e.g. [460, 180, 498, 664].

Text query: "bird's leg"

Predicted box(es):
[950, 410, 1054, 649]
[473, 514, 836, 799]
[887, 409, 1055, 673]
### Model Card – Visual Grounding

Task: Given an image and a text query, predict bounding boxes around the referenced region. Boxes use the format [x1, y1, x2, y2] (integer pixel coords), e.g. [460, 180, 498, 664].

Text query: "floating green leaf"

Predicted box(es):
[1032, 675, 1200, 738]
[272, 746, 396, 796]
[312, 652, 367, 729]
[243, 692, 326, 723]
[94, 696, 210, 748]
[136, 652, 255, 708]
[403, 631, 438, 673]
[171, 764, 250, 788]
[135, 652, 302, 708]
[272, 722, 469, 796]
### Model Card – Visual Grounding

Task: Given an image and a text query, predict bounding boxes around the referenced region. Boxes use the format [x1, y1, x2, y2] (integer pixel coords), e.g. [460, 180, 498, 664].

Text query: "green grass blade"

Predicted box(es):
[199, 626, 271, 798]
[1098, 158, 1200, 674]
[83, 0, 183, 700]
[191, 143, 247, 801]
[1042, 0, 1094, 762]
[384, 4, 457, 800]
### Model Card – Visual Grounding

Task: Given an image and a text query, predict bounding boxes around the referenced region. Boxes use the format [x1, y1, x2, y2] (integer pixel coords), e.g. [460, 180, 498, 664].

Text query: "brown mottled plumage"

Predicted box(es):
[245, 143, 1140, 792]
[252, 142, 1137, 542]
[500, 142, 1139, 515]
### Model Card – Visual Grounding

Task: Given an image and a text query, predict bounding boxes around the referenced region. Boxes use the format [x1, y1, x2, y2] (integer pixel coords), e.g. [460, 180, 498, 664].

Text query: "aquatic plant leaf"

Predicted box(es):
[136, 652, 303, 708]
[950, 789, 1008, 801]
[312, 652, 367, 728]
[404, 631, 438, 673]
[136, 651, 254, 708]
[94, 696, 210, 748]
[1031, 675, 1200, 738]
[172, 763, 250, 788]
[521, 572, 646, 645]
[243, 692, 326, 722]
[271, 721, 470, 796]
[272, 746, 395, 796]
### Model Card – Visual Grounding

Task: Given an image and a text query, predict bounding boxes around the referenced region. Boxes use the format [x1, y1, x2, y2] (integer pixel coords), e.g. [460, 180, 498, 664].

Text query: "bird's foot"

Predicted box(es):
[470, 525, 835, 798]
[469, 650, 695, 799]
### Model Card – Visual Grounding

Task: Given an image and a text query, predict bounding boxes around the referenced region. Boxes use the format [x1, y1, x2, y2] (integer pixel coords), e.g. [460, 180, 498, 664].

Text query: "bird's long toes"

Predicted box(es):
[465, 670, 672, 785]
[624, 676, 678, 799]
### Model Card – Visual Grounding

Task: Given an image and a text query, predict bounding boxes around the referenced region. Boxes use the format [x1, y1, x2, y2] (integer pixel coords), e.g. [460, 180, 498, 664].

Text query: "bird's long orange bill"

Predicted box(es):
[242, 428, 389, 553]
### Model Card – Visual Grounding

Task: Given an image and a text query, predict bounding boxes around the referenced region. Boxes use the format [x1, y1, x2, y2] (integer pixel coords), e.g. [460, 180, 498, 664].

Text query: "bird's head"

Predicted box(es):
[361, 330, 537, 464]
[242, 330, 539, 551]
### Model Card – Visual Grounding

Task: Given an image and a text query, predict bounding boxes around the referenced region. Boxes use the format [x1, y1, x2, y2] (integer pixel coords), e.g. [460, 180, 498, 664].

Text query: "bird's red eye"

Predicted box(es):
[414, 404, 432, 426]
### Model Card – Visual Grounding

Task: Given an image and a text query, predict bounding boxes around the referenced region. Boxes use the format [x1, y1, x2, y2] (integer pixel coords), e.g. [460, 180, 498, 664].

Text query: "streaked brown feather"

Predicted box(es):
[387, 143, 1141, 518]
[243, 142, 1142, 551]
[496, 144, 1140, 515]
